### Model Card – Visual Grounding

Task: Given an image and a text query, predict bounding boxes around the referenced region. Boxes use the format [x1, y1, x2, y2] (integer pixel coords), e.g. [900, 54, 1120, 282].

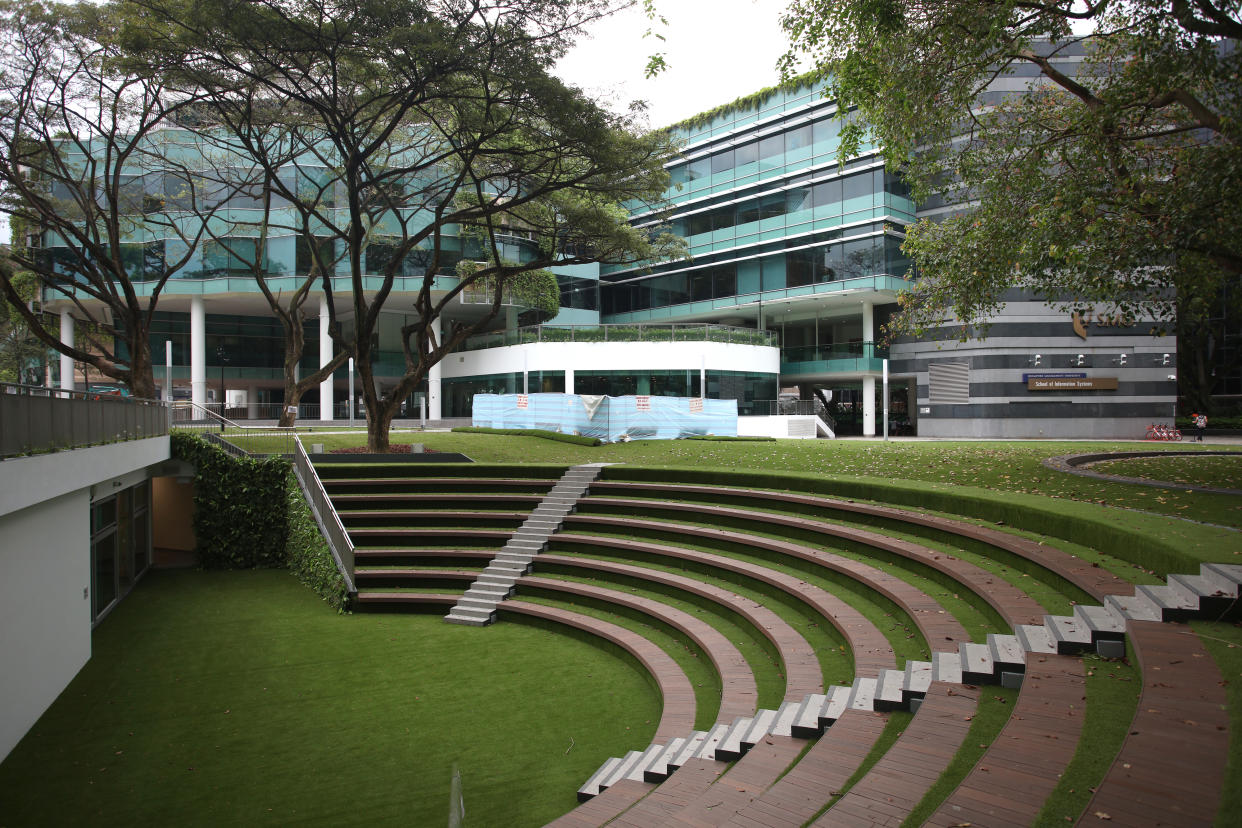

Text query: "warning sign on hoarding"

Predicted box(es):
[636, 395, 650, 411]
[689, 398, 703, 413]
[516, 394, 528, 409]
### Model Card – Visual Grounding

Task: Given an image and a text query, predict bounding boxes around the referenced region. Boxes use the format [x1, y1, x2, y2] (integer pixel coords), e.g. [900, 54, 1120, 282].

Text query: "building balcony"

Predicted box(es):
[459, 323, 778, 351]
[780, 341, 889, 377]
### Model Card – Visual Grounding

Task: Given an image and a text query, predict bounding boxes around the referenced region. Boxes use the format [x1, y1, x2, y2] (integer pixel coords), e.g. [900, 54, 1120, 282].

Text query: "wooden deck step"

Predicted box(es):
[924, 654, 1086, 828]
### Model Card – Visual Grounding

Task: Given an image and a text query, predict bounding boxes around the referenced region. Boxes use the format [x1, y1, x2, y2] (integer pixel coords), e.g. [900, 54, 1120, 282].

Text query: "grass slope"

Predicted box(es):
[0, 570, 660, 827]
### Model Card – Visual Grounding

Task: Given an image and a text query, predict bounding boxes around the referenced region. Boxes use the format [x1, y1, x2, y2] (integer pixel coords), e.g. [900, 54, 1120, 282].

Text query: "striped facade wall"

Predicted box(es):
[889, 298, 1177, 438]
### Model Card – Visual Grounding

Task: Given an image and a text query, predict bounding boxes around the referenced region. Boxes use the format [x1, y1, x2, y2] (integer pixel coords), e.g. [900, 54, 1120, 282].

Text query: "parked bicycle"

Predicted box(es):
[1144, 423, 1182, 441]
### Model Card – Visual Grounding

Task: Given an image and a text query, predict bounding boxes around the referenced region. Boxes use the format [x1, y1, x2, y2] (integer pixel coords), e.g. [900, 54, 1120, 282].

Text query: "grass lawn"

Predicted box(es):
[230, 430, 1242, 529]
[0, 570, 660, 827]
[1094, 454, 1242, 490]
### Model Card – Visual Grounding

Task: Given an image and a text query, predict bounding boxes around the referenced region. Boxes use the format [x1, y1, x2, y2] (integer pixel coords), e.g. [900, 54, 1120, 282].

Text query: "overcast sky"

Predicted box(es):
[554, 0, 797, 129]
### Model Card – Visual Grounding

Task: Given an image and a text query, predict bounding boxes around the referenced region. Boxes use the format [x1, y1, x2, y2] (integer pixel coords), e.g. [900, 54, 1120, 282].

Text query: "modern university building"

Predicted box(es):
[39, 76, 1177, 439]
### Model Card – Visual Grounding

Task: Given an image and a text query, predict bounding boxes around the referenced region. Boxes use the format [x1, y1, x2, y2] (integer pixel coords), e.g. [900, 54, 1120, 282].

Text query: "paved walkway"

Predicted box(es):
[1043, 449, 1242, 495]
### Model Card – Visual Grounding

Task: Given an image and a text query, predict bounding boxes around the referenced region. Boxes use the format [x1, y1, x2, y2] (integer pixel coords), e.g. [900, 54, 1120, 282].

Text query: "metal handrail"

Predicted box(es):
[291, 434, 356, 596]
[170, 400, 246, 430]
[0, 381, 169, 459]
[458, 322, 778, 351]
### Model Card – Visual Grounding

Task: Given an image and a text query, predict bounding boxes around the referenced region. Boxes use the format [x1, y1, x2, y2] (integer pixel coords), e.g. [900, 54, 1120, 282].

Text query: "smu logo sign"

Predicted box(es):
[1071, 309, 1136, 340]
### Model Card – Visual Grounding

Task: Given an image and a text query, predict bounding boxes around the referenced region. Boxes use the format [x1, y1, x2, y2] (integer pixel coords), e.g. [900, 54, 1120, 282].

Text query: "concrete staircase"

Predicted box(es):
[575, 561, 1242, 801]
[444, 464, 605, 626]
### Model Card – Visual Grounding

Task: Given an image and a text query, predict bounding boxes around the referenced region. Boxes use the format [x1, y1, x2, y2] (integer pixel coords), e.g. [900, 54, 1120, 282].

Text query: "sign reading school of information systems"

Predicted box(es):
[1024, 373, 1120, 391]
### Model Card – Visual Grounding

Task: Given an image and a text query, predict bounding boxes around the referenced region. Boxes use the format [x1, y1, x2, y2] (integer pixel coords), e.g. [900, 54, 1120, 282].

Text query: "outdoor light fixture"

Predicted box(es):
[1032, 354, 1042, 367]
[1161, 353, 1171, 366]
[1075, 354, 1086, 366]
[1116, 354, 1128, 367]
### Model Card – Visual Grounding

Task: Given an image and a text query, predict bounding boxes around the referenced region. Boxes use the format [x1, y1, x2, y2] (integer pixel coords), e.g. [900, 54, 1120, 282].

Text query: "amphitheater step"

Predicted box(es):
[1074, 604, 1126, 640]
[1105, 593, 1162, 623]
[904, 660, 933, 697]
[715, 716, 754, 762]
[740, 708, 779, 752]
[959, 641, 995, 683]
[1134, 584, 1199, 622]
[1201, 562, 1242, 592]
[769, 700, 801, 737]
[933, 650, 963, 684]
[874, 669, 906, 711]
[1016, 623, 1059, 654]
[694, 723, 731, 760]
[577, 756, 623, 802]
[444, 607, 495, 626]
[670, 731, 708, 769]
[988, 633, 1026, 673]
[644, 737, 686, 782]
[1168, 573, 1238, 616]
[601, 750, 644, 790]
[848, 676, 878, 711]
[1045, 614, 1094, 654]
[791, 693, 829, 738]
[444, 464, 604, 624]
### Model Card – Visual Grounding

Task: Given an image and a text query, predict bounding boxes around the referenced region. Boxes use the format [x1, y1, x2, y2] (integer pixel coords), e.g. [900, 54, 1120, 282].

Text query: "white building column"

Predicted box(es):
[564, 368, 575, 395]
[428, 315, 442, 420]
[58, 310, 75, 391]
[319, 296, 333, 421]
[861, 301, 876, 437]
[247, 385, 259, 420]
[190, 296, 206, 410]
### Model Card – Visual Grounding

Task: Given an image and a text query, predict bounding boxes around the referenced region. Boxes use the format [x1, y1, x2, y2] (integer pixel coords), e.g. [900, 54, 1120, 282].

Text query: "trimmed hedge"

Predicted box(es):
[171, 432, 290, 569]
[285, 475, 350, 611]
[597, 465, 1221, 578]
[452, 426, 602, 446]
[685, 435, 777, 442]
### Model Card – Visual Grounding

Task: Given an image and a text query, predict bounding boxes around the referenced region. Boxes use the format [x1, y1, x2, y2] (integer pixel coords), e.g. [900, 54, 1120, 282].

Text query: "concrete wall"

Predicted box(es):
[0, 436, 170, 763]
[0, 490, 92, 762]
[738, 415, 819, 439]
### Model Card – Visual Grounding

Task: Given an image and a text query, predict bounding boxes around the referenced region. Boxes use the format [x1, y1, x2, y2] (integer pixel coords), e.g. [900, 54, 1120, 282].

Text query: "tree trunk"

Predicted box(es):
[358, 358, 389, 452]
[127, 338, 157, 400]
[279, 376, 301, 427]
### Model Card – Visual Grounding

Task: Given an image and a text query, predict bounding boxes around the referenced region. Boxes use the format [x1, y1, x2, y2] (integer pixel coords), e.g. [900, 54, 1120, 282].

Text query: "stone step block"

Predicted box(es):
[715, 716, 753, 762]
[1044, 614, 1093, 654]
[644, 738, 685, 782]
[1016, 624, 1058, 655]
[577, 756, 622, 802]
[1169, 573, 1237, 616]
[769, 700, 801, 738]
[823, 686, 850, 723]
[933, 650, 963, 684]
[904, 660, 933, 697]
[1134, 584, 1198, 622]
[476, 572, 518, 588]
[669, 732, 707, 769]
[1105, 593, 1161, 623]
[464, 585, 508, 601]
[874, 669, 906, 712]
[740, 708, 779, 751]
[601, 750, 643, 789]
[444, 607, 493, 626]
[848, 676, 877, 711]
[624, 744, 666, 782]
[1201, 563, 1242, 593]
[791, 694, 828, 739]
[988, 633, 1026, 673]
[694, 723, 731, 760]
[1074, 604, 1126, 639]
[959, 642, 995, 684]
[455, 595, 499, 612]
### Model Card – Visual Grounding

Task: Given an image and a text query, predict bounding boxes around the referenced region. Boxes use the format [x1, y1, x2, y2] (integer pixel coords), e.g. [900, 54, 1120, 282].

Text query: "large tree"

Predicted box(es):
[127, 0, 680, 449]
[782, 0, 1242, 354]
[0, 0, 219, 399]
